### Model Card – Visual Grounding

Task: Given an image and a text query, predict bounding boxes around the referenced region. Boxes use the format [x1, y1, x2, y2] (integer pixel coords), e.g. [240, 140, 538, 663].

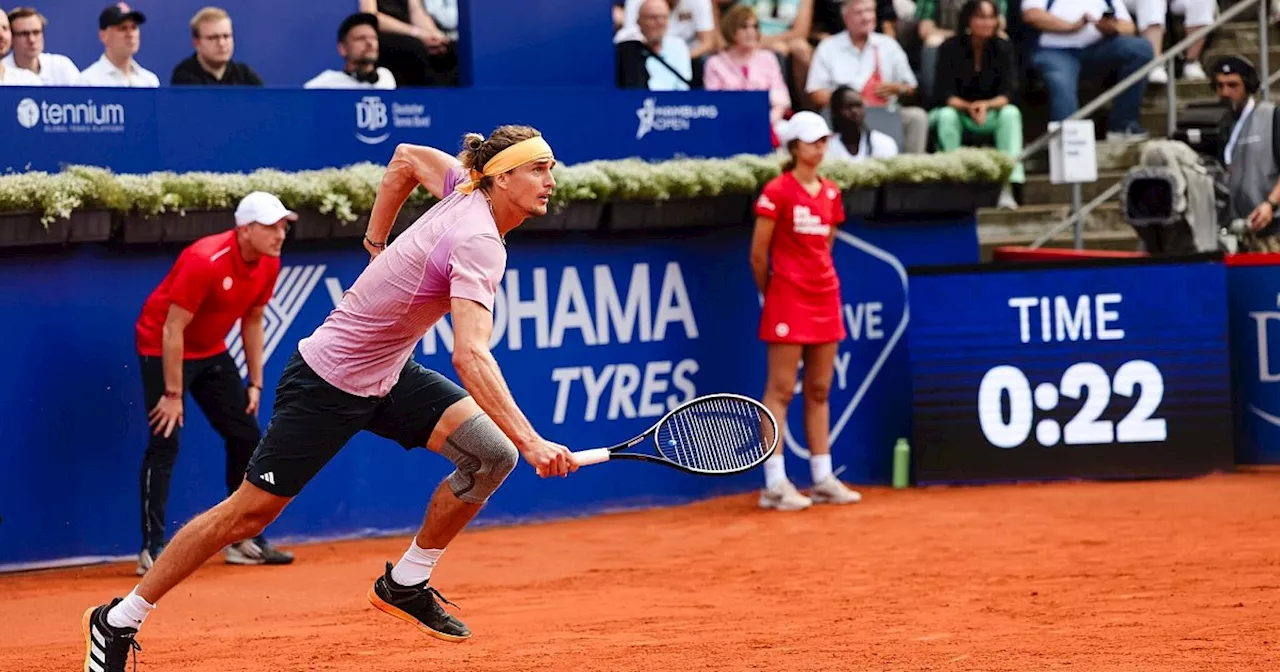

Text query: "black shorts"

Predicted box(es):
[245, 350, 469, 498]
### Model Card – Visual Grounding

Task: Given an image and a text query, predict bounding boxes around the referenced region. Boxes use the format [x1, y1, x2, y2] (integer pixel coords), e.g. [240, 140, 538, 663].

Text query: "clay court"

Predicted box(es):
[5, 471, 1279, 672]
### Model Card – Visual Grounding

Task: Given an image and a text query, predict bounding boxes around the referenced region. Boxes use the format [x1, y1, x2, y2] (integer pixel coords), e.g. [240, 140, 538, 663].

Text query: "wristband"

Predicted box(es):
[163, 390, 181, 400]
[365, 235, 386, 249]
[247, 382, 261, 391]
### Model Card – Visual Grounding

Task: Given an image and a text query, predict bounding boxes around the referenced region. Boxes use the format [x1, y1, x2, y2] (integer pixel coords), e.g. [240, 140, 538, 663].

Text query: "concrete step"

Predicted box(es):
[1201, 44, 1280, 68]
[1020, 170, 1128, 206]
[977, 201, 1128, 242]
[1211, 20, 1280, 48]
[978, 230, 1141, 261]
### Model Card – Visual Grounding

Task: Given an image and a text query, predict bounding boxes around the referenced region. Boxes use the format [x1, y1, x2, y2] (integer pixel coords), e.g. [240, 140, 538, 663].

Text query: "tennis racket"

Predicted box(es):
[541, 393, 778, 476]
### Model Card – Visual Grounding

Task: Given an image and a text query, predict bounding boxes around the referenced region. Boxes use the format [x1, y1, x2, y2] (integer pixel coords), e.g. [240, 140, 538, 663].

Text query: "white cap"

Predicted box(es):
[234, 191, 299, 227]
[780, 111, 833, 144]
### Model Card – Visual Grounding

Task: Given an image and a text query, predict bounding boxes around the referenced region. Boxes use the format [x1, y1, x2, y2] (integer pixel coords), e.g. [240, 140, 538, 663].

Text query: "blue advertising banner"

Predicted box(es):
[1227, 255, 1280, 465]
[0, 88, 771, 174]
[0, 216, 977, 568]
[908, 255, 1235, 484]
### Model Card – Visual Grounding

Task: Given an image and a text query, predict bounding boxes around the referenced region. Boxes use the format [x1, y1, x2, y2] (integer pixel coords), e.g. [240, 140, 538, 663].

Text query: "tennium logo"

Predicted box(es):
[16, 98, 126, 133]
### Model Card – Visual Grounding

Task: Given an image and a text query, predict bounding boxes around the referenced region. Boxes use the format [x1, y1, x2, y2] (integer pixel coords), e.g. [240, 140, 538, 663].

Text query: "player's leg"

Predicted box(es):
[136, 355, 193, 576]
[758, 343, 811, 510]
[85, 351, 376, 672]
[800, 343, 861, 504]
[188, 352, 293, 566]
[365, 361, 515, 641]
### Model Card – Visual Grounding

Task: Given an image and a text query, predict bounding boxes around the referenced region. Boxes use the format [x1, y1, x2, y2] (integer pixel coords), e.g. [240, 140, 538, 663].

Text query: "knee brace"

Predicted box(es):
[439, 412, 519, 504]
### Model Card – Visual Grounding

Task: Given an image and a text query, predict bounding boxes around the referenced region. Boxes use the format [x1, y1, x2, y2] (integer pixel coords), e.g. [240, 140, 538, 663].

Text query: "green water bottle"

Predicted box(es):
[892, 438, 910, 489]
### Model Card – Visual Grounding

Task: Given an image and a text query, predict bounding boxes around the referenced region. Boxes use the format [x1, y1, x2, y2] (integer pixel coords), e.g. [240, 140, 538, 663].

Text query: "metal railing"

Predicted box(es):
[1023, 0, 1271, 249]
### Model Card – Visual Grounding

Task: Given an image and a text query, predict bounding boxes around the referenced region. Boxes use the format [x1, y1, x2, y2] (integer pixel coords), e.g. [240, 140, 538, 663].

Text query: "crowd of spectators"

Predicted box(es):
[0, 2, 459, 90]
[614, 0, 1224, 209]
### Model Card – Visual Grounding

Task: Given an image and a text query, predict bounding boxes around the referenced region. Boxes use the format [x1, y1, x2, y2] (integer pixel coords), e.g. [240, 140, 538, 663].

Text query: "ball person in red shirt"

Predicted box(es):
[133, 192, 297, 574]
[751, 111, 864, 511]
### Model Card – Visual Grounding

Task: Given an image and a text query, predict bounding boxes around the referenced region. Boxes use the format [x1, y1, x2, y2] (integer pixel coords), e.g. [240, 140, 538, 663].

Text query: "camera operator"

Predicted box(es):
[1215, 55, 1280, 251]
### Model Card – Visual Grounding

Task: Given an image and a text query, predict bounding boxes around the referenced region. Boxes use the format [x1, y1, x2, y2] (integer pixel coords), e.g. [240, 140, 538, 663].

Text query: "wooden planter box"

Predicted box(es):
[608, 195, 752, 231]
[0, 209, 113, 247]
[843, 189, 878, 218]
[879, 182, 1002, 216]
[122, 209, 230, 244]
[526, 202, 604, 231]
[291, 209, 336, 241]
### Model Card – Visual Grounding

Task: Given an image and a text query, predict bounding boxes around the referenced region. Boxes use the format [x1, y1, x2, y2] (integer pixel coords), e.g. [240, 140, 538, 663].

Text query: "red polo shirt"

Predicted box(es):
[135, 230, 280, 359]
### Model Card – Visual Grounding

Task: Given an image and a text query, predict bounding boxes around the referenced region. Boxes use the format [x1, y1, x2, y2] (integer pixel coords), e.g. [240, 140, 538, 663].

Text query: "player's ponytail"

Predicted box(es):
[456, 126, 543, 191]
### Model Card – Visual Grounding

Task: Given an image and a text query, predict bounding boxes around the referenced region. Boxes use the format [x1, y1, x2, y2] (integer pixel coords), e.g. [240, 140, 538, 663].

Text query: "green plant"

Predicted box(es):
[0, 148, 1015, 227]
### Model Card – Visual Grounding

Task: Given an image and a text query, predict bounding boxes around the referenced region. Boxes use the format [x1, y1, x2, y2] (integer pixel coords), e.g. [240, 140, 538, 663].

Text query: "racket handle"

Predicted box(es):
[571, 448, 612, 467]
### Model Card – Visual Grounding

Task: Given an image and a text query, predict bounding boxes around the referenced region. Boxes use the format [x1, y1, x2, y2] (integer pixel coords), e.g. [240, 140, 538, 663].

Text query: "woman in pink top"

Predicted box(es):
[702, 4, 792, 124]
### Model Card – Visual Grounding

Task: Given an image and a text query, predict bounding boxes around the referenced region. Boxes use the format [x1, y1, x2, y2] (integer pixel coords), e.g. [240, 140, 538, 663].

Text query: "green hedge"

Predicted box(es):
[0, 148, 1014, 226]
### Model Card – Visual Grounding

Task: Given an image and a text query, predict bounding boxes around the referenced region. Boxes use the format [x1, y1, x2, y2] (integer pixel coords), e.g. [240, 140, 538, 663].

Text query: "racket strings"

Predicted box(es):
[655, 397, 775, 472]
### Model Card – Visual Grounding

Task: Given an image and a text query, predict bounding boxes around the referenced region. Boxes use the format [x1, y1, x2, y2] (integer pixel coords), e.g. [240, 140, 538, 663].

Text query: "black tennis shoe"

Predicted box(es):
[367, 561, 471, 642]
[82, 598, 142, 672]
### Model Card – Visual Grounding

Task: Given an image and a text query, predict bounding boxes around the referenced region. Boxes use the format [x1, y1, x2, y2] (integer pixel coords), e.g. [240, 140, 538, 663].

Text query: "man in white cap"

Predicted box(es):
[131, 192, 297, 576]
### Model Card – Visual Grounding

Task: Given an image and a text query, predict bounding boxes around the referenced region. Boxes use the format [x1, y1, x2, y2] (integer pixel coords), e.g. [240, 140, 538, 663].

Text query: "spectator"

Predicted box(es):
[304, 12, 396, 90]
[930, 0, 1021, 208]
[616, 0, 695, 91]
[0, 8, 39, 84]
[77, 3, 159, 88]
[1119, 0, 1211, 83]
[358, 0, 457, 86]
[703, 4, 792, 123]
[807, 0, 927, 153]
[913, 0, 1005, 104]
[825, 85, 899, 160]
[1022, 0, 1152, 141]
[813, 0, 898, 38]
[1213, 56, 1280, 250]
[733, 0, 816, 101]
[4, 8, 80, 86]
[617, 0, 719, 59]
[423, 0, 458, 41]
[171, 7, 263, 86]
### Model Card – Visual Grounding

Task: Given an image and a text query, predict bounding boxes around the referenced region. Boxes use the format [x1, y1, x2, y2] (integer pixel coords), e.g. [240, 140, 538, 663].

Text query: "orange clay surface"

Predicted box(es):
[4, 472, 1280, 672]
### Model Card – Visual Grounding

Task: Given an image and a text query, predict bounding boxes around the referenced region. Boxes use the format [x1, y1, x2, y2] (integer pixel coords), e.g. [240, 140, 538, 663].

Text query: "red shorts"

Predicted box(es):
[758, 280, 845, 344]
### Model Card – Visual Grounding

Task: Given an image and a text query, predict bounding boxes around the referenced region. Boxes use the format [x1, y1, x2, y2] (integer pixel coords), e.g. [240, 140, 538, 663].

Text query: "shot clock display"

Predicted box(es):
[907, 255, 1234, 484]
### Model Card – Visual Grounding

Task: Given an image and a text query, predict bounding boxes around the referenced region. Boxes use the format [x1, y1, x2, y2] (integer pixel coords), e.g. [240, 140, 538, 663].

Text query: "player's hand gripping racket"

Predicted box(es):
[542, 394, 779, 476]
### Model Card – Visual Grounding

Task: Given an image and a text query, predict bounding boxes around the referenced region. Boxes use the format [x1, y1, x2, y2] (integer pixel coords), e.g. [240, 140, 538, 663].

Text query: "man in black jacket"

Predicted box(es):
[171, 7, 262, 86]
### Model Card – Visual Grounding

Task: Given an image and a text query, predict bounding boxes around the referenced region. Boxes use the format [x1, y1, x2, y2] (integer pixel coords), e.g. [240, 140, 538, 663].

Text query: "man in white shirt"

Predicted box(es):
[0, 9, 40, 85]
[304, 12, 396, 90]
[4, 8, 79, 85]
[616, 0, 718, 60]
[77, 3, 159, 88]
[616, 0, 694, 91]
[806, 0, 927, 153]
[1022, 0, 1152, 141]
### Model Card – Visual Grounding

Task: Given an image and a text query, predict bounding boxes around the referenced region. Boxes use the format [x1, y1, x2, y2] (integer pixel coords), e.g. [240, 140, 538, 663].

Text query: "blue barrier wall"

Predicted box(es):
[0, 216, 976, 568]
[0, 88, 770, 173]
[1227, 257, 1280, 465]
[38, 0, 614, 89]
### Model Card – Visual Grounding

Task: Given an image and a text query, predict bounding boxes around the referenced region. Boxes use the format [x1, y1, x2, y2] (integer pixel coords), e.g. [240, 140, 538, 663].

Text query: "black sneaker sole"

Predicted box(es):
[367, 587, 471, 643]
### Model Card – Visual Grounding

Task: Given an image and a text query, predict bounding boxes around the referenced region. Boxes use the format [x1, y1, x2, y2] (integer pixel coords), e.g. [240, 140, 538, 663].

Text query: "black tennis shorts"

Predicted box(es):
[244, 350, 470, 498]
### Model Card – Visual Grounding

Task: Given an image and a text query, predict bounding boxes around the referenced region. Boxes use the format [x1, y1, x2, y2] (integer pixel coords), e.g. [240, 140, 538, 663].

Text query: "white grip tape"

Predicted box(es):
[572, 448, 612, 467]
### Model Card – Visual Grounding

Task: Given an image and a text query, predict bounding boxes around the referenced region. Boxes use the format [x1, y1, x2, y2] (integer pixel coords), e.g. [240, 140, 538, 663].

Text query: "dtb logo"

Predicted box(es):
[355, 96, 390, 145]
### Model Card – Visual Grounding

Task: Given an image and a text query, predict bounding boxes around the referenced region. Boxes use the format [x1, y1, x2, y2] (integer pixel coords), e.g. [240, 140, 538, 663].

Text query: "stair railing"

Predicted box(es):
[1022, 0, 1269, 250]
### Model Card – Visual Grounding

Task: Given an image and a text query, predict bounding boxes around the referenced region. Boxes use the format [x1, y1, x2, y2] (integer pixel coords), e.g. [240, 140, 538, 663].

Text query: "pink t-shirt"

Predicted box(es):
[297, 163, 506, 397]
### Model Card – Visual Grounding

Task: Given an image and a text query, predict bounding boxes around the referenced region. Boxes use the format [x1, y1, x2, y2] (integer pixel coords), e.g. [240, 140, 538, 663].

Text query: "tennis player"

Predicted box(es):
[84, 126, 578, 672]
[750, 111, 864, 511]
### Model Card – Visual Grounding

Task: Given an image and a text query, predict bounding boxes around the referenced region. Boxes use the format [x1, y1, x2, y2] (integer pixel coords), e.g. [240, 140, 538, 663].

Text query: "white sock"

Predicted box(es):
[811, 454, 833, 484]
[390, 539, 444, 586]
[763, 454, 788, 490]
[106, 588, 155, 630]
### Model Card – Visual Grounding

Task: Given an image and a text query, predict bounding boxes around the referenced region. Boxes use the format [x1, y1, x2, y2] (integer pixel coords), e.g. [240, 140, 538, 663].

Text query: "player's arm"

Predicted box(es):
[241, 305, 266, 391]
[451, 298, 574, 476]
[365, 143, 461, 251]
[750, 216, 776, 295]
